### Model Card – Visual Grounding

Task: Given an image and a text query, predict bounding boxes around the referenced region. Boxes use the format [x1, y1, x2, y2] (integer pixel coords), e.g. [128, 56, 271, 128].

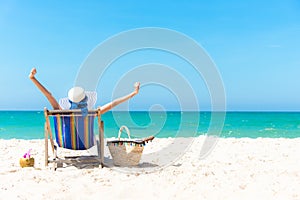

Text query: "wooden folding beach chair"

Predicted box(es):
[44, 107, 104, 169]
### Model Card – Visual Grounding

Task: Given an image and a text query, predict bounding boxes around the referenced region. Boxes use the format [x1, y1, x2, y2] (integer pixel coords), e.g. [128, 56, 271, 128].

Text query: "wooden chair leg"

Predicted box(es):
[44, 122, 48, 166]
[100, 121, 104, 167]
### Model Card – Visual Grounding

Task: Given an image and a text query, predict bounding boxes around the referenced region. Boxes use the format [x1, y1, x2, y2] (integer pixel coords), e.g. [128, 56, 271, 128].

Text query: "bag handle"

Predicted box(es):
[118, 125, 131, 140]
[143, 135, 155, 143]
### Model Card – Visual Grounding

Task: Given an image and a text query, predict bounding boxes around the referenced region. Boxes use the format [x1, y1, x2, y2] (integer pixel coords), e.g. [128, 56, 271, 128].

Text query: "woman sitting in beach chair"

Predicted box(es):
[29, 68, 140, 167]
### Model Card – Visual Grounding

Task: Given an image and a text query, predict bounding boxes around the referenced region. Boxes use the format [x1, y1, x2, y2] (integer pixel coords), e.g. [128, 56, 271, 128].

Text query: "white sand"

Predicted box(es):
[0, 137, 300, 199]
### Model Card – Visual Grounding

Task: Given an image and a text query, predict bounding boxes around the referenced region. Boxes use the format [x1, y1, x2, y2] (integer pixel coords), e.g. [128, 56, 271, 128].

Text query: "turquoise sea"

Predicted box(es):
[0, 111, 300, 139]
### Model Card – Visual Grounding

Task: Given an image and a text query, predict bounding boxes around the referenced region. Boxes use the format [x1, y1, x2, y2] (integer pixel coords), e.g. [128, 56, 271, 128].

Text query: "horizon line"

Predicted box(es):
[1, 109, 300, 113]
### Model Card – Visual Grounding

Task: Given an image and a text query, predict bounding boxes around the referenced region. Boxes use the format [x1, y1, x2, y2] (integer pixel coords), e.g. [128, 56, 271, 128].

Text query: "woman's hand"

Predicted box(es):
[29, 68, 37, 79]
[133, 82, 140, 96]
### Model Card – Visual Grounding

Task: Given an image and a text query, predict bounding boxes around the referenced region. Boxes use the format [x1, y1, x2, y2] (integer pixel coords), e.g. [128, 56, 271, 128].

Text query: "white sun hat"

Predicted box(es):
[68, 87, 86, 103]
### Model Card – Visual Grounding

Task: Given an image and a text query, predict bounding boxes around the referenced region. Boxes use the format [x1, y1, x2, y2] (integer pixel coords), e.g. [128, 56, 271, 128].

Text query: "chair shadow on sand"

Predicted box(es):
[53, 156, 159, 169]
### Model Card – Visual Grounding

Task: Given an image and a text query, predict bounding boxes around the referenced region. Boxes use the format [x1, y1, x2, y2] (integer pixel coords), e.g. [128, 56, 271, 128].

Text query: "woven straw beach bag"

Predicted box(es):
[107, 126, 144, 166]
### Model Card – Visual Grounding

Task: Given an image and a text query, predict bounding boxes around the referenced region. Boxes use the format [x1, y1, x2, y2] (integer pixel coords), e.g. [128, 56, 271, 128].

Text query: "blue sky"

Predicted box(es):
[0, 0, 299, 111]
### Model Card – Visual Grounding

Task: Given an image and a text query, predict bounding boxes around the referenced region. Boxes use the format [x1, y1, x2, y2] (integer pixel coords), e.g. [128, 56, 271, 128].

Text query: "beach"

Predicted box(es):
[0, 136, 299, 199]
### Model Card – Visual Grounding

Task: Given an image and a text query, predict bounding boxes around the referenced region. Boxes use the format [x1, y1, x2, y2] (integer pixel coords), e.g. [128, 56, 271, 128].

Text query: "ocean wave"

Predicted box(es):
[264, 128, 276, 131]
